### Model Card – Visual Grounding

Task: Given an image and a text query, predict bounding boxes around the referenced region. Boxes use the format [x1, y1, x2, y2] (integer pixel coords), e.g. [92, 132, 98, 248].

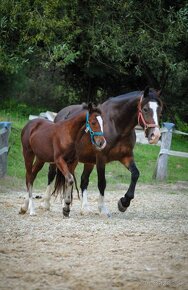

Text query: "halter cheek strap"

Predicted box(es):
[138, 96, 159, 134]
[85, 112, 104, 145]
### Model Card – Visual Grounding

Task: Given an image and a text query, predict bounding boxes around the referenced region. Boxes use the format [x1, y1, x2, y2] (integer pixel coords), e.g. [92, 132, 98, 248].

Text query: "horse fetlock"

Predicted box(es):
[81, 202, 92, 215]
[66, 174, 74, 186]
[28, 198, 36, 216]
[64, 192, 72, 204]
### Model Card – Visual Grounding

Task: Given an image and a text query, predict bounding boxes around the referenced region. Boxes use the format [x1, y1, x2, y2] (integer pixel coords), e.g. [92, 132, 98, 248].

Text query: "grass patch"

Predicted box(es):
[0, 109, 188, 192]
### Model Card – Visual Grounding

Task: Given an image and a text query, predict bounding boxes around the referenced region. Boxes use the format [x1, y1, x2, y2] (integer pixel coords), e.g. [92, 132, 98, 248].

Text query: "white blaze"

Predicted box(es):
[96, 116, 104, 132]
[149, 102, 158, 125]
[148, 101, 161, 143]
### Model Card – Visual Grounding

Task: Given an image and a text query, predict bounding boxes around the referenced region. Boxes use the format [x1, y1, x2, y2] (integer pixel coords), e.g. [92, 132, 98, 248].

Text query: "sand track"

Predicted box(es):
[0, 182, 188, 290]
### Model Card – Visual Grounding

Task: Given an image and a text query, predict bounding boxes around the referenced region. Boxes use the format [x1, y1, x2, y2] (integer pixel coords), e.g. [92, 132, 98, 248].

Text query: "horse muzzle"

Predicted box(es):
[93, 136, 107, 150]
[148, 127, 161, 144]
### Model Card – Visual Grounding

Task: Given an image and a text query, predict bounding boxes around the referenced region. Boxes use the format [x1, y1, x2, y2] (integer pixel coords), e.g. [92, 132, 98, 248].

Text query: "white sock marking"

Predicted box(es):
[82, 189, 88, 207]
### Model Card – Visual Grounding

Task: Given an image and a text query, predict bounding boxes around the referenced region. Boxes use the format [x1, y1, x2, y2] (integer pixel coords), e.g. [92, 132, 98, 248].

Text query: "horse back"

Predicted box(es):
[55, 105, 83, 122]
[21, 118, 55, 160]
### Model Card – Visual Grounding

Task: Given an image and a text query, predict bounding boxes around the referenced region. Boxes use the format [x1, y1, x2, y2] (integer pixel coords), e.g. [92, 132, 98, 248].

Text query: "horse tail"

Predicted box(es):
[52, 169, 80, 203]
[52, 169, 65, 201]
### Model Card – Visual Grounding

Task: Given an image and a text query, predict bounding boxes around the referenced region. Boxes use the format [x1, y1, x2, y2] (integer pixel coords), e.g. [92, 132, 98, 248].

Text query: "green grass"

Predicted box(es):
[0, 109, 188, 192]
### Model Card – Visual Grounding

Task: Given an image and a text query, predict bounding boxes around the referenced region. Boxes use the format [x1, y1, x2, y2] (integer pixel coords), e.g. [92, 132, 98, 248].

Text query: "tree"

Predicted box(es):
[0, 0, 188, 124]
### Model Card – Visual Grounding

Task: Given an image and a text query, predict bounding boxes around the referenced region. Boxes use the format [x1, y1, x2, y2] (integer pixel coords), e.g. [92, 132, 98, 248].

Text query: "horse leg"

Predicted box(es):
[63, 161, 78, 216]
[118, 158, 140, 212]
[56, 157, 74, 217]
[80, 163, 94, 214]
[27, 159, 44, 215]
[20, 151, 35, 215]
[96, 160, 111, 217]
[41, 164, 57, 210]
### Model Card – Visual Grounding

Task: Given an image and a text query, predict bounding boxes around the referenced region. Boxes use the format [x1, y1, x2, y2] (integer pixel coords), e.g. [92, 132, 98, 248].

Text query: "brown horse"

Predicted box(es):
[43, 87, 163, 216]
[20, 103, 106, 216]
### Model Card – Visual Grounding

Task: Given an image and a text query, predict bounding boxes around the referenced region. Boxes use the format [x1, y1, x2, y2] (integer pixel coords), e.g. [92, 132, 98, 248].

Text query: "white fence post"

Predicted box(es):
[0, 122, 11, 178]
[153, 122, 175, 181]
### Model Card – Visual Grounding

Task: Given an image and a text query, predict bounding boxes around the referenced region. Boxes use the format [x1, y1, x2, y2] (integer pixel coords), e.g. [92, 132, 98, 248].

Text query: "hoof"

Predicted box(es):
[63, 207, 70, 218]
[118, 199, 128, 212]
[19, 207, 27, 215]
[98, 206, 111, 218]
[40, 201, 50, 211]
[30, 211, 36, 216]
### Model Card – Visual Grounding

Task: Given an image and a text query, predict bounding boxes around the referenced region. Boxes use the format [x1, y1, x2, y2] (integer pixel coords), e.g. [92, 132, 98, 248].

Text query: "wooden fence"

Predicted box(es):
[153, 122, 188, 181]
[0, 122, 11, 178]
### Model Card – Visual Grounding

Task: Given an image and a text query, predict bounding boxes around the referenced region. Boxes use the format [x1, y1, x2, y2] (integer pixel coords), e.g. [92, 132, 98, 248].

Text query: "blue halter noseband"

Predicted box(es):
[85, 112, 104, 145]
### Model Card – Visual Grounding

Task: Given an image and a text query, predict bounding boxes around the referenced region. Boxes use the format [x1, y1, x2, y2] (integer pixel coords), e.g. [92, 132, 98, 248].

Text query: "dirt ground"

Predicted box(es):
[0, 180, 188, 290]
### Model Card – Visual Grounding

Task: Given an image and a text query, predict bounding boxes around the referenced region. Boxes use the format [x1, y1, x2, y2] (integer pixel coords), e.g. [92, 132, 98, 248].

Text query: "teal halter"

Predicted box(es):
[85, 112, 104, 145]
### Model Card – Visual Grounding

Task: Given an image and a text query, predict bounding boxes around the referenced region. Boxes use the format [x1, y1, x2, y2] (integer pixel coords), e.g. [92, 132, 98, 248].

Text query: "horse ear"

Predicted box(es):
[157, 89, 162, 97]
[88, 102, 94, 113]
[143, 86, 150, 98]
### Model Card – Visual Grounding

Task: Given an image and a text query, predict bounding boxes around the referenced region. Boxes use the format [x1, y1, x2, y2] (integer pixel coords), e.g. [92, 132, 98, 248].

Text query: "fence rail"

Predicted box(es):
[0, 122, 11, 178]
[153, 122, 188, 181]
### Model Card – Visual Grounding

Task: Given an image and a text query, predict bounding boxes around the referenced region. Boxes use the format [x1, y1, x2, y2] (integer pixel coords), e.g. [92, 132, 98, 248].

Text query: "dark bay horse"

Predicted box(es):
[43, 87, 162, 216]
[20, 103, 106, 216]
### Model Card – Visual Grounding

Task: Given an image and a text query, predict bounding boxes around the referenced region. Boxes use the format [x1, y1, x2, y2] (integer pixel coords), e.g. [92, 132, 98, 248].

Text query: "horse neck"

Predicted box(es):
[59, 111, 87, 141]
[105, 96, 140, 134]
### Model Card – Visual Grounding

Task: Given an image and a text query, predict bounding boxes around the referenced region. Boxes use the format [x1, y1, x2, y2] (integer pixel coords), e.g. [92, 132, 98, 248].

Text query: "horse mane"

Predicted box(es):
[82, 102, 102, 115]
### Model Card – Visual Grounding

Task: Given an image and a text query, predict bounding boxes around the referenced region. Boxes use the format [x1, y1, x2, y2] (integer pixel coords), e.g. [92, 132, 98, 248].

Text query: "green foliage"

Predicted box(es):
[0, 0, 188, 123]
[174, 115, 188, 133]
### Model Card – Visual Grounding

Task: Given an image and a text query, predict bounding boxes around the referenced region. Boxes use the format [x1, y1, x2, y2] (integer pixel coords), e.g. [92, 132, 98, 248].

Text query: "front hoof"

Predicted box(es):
[98, 205, 111, 218]
[63, 207, 70, 218]
[118, 199, 128, 212]
[40, 201, 50, 211]
[30, 211, 36, 216]
[19, 207, 27, 214]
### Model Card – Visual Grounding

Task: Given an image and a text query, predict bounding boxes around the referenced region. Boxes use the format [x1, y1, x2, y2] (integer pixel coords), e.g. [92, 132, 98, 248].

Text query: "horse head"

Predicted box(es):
[85, 103, 107, 150]
[138, 87, 163, 144]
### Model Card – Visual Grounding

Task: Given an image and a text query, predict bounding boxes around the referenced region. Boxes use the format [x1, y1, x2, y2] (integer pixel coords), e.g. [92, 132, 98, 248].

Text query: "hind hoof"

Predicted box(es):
[118, 199, 128, 212]
[63, 207, 70, 218]
[19, 207, 27, 214]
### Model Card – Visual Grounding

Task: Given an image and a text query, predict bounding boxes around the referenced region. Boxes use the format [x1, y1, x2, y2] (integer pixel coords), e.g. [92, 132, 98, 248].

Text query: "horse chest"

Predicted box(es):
[105, 138, 134, 162]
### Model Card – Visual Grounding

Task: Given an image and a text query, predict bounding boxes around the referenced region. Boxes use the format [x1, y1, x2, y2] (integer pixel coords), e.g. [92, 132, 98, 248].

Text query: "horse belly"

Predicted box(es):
[106, 143, 133, 162]
[77, 147, 97, 164]
[79, 153, 96, 164]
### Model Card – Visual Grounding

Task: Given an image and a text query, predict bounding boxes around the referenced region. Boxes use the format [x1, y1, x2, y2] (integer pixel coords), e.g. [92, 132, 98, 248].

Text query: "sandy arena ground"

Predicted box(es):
[0, 181, 188, 290]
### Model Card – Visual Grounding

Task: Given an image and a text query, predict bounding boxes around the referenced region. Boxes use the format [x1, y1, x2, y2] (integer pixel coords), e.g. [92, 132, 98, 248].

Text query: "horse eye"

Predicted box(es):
[143, 108, 148, 113]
